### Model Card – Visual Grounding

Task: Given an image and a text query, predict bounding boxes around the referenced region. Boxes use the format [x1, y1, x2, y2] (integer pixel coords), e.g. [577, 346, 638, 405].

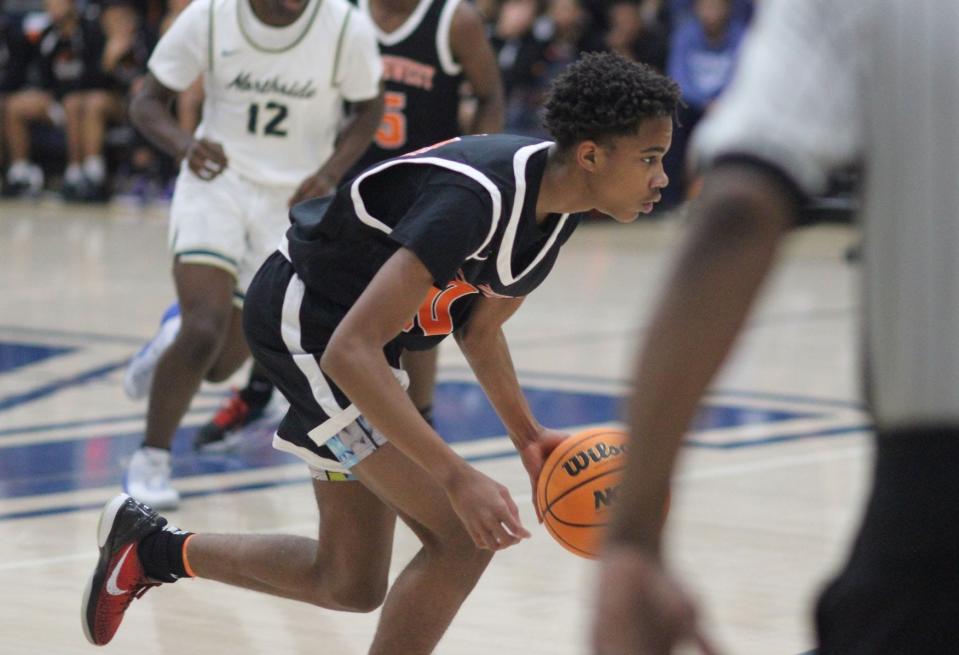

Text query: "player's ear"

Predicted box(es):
[575, 140, 600, 173]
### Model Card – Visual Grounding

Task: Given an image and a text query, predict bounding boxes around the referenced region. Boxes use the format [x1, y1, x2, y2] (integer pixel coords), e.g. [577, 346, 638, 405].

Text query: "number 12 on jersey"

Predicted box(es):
[247, 101, 289, 137]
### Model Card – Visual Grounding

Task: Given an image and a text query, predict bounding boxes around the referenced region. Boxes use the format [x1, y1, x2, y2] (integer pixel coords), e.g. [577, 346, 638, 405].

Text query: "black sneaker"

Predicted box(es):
[194, 389, 267, 452]
[81, 494, 167, 646]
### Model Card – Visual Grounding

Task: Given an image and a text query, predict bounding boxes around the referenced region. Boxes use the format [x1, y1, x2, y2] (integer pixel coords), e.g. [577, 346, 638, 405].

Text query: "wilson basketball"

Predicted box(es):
[535, 427, 630, 559]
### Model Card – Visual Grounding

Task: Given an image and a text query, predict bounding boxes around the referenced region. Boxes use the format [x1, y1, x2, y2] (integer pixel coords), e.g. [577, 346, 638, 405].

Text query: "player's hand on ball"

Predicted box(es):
[289, 171, 336, 207]
[592, 545, 720, 655]
[185, 139, 228, 181]
[444, 464, 531, 550]
[517, 428, 568, 522]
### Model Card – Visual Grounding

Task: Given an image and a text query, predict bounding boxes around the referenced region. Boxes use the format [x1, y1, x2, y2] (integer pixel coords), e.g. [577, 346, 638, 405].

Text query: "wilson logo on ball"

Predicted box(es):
[561, 442, 628, 477]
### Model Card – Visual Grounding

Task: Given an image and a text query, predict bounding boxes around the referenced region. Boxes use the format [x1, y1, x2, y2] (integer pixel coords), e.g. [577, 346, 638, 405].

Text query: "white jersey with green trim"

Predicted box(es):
[693, 0, 959, 429]
[148, 0, 382, 186]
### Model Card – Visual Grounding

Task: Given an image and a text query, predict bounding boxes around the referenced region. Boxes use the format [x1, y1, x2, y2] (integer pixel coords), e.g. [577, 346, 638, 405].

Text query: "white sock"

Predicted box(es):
[7, 159, 30, 181]
[83, 155, 106, 183]
[65, 163, 84, 185]
[141, 445, 171, 463]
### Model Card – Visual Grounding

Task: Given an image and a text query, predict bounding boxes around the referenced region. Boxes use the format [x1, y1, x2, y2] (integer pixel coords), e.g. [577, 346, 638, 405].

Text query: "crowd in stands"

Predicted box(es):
[0, 0, 753, 207]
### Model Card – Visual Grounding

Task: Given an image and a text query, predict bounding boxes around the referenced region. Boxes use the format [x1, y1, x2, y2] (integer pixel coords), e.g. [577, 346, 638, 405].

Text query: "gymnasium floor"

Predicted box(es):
[0, 197, 865, 654]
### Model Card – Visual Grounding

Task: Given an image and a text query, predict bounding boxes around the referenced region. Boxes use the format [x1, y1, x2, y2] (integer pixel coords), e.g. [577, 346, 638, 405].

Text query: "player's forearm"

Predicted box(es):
[129, 88, 194, 160]
[321, 336, 466, 486]
[607, 165, 795, 553]
[318, 93, 385, 183]
[457, 327, 541, 448]
[468, 89, 505, 135]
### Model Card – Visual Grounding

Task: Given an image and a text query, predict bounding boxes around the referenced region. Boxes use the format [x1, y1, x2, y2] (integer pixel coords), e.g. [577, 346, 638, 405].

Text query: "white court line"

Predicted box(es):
[0, 520, 318, 573]
[678, 441, 869, 482]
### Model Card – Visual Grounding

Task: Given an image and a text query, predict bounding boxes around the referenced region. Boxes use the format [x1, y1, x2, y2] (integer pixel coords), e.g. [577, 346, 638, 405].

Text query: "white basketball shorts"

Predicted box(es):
[168, 164, 297, 303]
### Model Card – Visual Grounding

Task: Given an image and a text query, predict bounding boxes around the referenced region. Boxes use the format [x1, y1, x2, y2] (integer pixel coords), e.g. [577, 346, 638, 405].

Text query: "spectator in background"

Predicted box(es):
[99, 2, 149, 95]
[496, 0, 604, 136]
[1, 14, 35, 183]
[662, 0, 746, 206]
[666, 0, 751, 29]
[96, 1, 169, 202]
[605, 0, 668, 72]
[4, 0, 122, 200]
[490, 0, 546, 133]
[539, 0, 605, 76]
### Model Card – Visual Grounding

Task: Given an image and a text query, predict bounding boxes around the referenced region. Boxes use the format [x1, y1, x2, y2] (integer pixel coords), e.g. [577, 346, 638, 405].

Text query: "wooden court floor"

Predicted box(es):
[0, 198, 865, 654]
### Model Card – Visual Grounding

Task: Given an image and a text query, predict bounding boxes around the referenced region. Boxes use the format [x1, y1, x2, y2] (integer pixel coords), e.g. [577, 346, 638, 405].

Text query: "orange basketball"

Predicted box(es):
[535, 427, 630, 559]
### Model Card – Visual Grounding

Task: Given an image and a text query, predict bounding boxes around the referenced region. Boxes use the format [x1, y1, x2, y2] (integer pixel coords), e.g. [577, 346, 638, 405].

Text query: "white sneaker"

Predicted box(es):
[123, 447, 180, 510]
[6, 161, 44, 196]
[123, 303, 181, 400]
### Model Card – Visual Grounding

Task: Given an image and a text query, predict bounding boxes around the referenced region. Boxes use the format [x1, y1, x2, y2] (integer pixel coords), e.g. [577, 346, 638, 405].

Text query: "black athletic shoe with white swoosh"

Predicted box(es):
[81, 494, 167, 646]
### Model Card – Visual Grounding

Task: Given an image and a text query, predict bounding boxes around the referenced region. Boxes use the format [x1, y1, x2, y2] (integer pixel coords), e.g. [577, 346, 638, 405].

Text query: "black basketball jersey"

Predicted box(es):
[348, 0, 465, 175]
[284, 134, 583, 351]
[37, 16, 109, 98]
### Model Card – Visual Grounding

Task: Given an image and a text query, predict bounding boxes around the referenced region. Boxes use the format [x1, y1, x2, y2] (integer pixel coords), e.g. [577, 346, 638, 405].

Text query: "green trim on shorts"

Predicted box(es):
[176, 249, 239, 267]
[175, 251, 240, 281]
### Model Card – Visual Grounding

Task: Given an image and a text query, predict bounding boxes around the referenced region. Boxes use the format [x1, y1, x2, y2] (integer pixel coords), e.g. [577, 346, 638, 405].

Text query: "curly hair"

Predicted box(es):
[543, 52, 681, 149]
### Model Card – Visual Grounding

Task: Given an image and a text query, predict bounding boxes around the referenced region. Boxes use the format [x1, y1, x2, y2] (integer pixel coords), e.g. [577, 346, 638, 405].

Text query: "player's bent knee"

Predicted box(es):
[203, 366, 235, 384]
[177, 316, 228, 363]
[313, 569, 388, 613]
[326, 583, 387, 613]
[422, 526, 493, 571]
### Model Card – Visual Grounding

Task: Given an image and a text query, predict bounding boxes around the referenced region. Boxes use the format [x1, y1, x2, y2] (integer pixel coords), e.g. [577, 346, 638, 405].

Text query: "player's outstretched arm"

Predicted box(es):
[454, 296, 566, 505]
[129, 73, 227, 180]
[321, 247, 530, 550]
[591, 162, 798, 655]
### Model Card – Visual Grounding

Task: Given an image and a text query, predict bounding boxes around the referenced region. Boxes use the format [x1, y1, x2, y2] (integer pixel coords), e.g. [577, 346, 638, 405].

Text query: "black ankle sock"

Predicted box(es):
[138, 529, 194, 582]
[239, 371, 274, 410]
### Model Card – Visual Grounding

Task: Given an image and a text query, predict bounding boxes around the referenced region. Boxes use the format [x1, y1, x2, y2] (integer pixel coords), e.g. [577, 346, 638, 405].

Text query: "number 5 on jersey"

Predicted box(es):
[405, 279, 479, 337]
[375, 91, 407, 150]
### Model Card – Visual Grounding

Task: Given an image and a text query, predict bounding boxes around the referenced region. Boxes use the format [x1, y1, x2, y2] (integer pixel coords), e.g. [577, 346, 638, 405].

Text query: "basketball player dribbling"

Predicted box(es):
[83, 53, 679, 655]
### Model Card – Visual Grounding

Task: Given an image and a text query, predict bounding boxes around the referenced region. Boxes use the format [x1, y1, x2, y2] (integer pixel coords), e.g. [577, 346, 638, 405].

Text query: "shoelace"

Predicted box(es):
[131, 583, 160, 603]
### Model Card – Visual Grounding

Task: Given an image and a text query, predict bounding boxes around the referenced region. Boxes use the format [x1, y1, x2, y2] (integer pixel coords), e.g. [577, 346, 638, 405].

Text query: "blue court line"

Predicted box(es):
[0, 323, 147, 346]
[0, 404, 221, 438]
[0, 341, 76, 374]
[686, 423, 873, 449]
[0, 448, 520, 522]
[0, 421, 870, 522]
[0, 359, 127, 413]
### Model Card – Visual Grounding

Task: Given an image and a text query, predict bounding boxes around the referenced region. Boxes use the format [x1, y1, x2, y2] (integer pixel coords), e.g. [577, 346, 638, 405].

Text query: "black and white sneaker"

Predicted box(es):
[81, 494, 167, 646]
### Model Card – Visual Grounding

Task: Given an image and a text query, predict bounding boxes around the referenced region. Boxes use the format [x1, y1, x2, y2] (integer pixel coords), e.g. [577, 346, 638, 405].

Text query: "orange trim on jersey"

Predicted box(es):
[404, 279, 480, 337]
